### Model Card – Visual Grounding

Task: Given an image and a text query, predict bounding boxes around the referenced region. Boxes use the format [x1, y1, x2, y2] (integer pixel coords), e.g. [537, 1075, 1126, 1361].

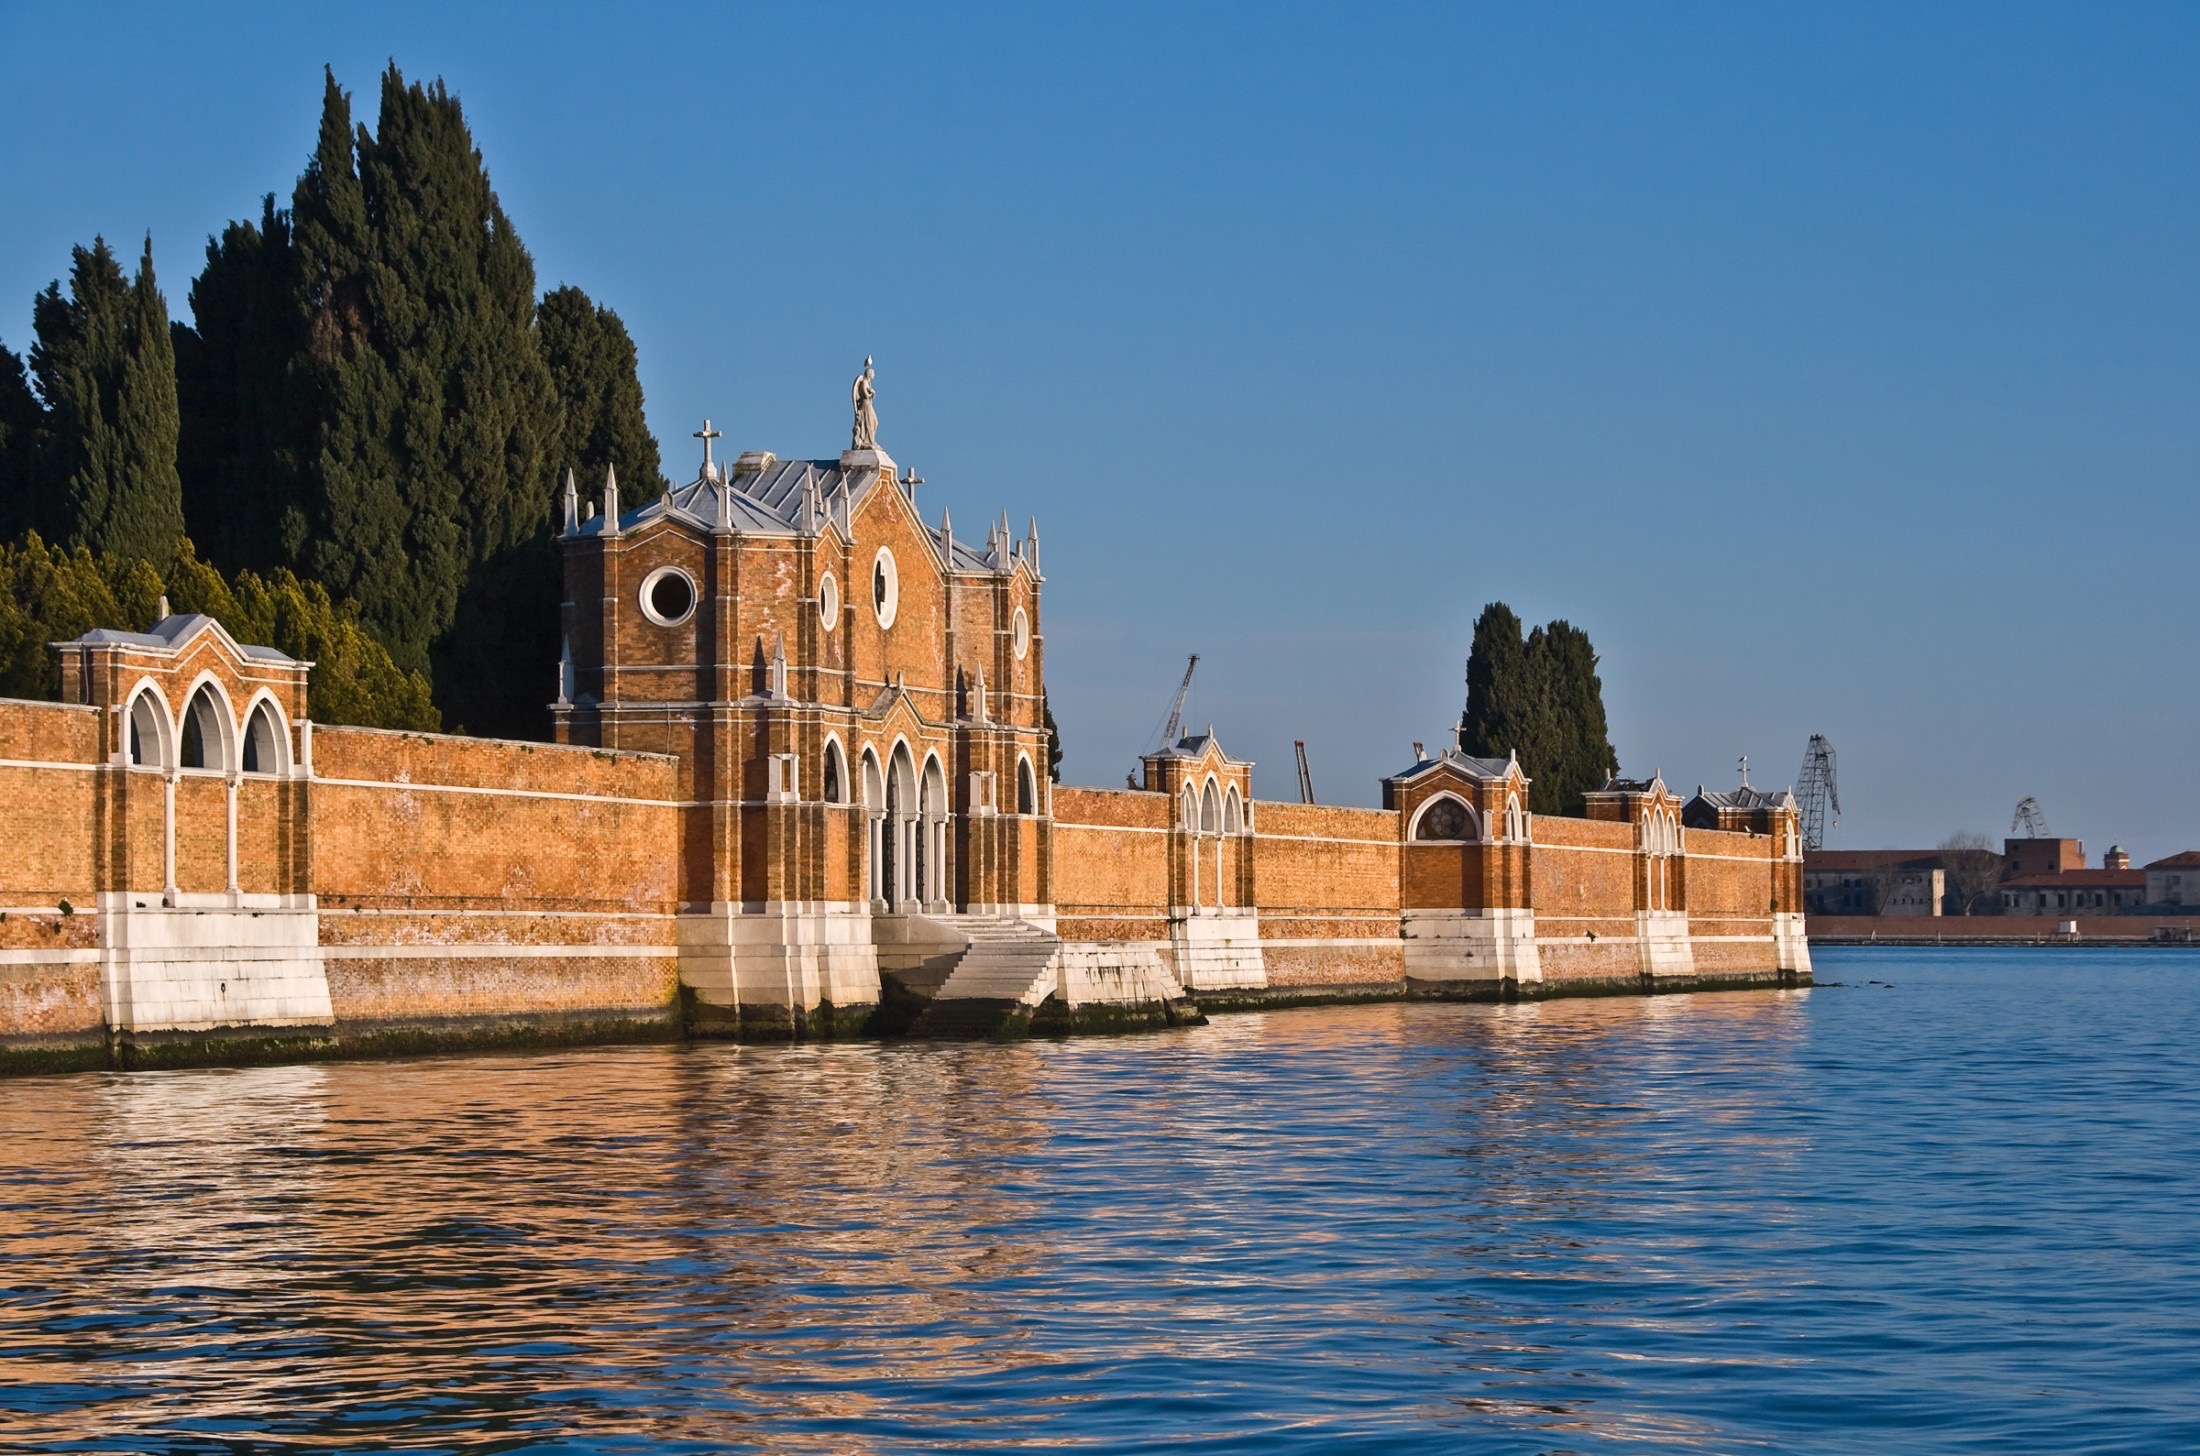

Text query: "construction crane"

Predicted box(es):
[1796, 735, 1839, 851]
[2011, 797, 2051, 838]
[1295, 740, 1316, 804]
[1157, 654, 1198, 749]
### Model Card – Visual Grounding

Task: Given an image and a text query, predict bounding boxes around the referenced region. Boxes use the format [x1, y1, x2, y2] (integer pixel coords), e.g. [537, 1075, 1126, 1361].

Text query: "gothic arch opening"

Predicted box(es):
[242, 700, 286, 775]
[126, 686, 171, 770]
[179, 683, 232, 773]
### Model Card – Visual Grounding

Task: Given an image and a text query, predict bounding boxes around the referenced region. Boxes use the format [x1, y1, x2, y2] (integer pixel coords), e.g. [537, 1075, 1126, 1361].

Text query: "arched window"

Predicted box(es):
[822, 739, 846, 804]
[126, 688, 169, 769]
[1413, 795, 1475, 841]
[179, 684, 229, 772]
[242, 701, 284, 775]
[1182, 785, 1198, 830]
[1017, 756, 1037, 815]
[1504, 793, 1527, 843]
[1200, 780, 1221, 833]
[1223, 786, 1242, 834]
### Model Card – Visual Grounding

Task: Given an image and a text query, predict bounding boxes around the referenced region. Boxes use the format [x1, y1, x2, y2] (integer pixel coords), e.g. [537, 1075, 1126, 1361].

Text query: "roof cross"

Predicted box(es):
[693, 419, 723, 474]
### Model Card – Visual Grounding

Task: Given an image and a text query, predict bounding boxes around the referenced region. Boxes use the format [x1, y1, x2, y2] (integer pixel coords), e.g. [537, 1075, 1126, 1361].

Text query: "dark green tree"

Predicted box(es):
[1459, 602, 1618, 817]
[1534, 619, 1618, 815]
[0, 531, 435, 728]
[1043, 690, 1063, 782]
[25, 237, 185, 570]
[287, 65, 560, 735]
[1459, 601, 1544, 768]
[0, 344, 40, 540]
[538, 284, 663, 494]
[173, 195, 307, 573]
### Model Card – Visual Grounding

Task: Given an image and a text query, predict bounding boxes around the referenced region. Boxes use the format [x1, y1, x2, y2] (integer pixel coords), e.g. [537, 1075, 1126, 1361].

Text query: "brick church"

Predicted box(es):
[0, 361, 1809, 1063]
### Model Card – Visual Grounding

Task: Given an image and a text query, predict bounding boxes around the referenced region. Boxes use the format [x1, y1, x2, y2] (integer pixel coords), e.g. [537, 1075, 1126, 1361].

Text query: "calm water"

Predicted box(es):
[4, 948, 2198, 1454]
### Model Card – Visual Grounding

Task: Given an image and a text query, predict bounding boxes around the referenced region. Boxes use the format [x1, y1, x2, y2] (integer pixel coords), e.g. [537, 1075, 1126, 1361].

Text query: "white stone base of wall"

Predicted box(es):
[1168, 908, 1268, 991]
[98, 892, 331, 1033]
[1774, 912, 1812, 975]
[1401, 908, 1543, 984]
[679, 901, 881, 1015]
[1057, 942, 1189, 1008]
[1635, 910, 1697, 977]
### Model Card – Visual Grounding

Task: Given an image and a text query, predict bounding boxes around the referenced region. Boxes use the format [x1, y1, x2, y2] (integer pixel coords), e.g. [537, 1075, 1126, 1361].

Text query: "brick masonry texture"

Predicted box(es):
[3, 443, 1806, 1060]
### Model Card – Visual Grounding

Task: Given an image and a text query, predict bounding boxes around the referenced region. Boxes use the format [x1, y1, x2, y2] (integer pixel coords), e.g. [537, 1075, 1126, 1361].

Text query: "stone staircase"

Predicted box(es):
[876, 912, 1203, 1038]
[927, 914, 1062, 1008]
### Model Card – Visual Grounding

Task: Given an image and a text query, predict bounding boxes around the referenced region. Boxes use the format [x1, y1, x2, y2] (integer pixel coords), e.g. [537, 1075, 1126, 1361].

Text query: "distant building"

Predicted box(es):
[2001, 869, 2146, 916]
[1803, 850, 1945, 917]
[2003, 837, 2085, 877]
[2147, 852, 2200, 909]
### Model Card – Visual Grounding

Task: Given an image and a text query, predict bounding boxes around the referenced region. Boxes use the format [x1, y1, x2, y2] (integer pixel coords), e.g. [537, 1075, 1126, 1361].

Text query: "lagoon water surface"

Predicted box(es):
[4, 947, 2198, 1453]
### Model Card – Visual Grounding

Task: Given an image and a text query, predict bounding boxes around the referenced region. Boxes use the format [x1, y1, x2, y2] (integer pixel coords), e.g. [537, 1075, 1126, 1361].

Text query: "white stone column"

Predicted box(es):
[162, 770, 178, 904]
[225, 772, 241, 900]
[868, 811, 886, 908]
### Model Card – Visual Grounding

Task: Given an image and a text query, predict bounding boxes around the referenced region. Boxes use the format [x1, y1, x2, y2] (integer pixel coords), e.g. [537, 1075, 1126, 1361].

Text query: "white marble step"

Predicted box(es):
[931, 915, 1062, 1006]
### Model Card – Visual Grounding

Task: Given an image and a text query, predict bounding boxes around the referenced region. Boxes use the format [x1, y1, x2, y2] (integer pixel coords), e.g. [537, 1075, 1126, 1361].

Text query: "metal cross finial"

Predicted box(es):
[900, 466, 925, 491]
[693, 419, 723, 471]
[1738, 755, 1750, 787]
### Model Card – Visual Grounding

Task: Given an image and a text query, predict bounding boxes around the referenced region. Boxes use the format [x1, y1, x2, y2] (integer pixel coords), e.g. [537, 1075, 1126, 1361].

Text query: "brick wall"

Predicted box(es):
[309, 727, 683, 1033]
[0, 699, 104, 1045]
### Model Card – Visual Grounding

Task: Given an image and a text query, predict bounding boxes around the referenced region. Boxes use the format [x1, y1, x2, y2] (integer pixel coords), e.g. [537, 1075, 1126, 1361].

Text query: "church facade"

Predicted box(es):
[0, 367, 1808, 1068]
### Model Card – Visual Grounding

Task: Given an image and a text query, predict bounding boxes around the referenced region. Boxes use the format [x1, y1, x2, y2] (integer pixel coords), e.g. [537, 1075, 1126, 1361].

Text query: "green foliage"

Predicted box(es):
[22, 238, 186, 571]
[1458, 602, 1619, 817]
[0, 345, 40, 540]
[1043, 690, 1063, 782]
[539, 285, 664, 496]
[285, 65, 563, 736]
[173, 195, 307, 573]
[163, 66, 664, 739]
[0, 532, 436, 729]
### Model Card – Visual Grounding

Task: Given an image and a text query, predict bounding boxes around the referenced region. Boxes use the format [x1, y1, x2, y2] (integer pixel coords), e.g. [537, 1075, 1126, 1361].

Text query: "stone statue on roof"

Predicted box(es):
[850, 357, 878, 451]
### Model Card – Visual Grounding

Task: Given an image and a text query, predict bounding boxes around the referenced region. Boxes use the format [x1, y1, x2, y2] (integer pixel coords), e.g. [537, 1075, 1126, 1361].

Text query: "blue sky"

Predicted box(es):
[3, 4, 2195, 861]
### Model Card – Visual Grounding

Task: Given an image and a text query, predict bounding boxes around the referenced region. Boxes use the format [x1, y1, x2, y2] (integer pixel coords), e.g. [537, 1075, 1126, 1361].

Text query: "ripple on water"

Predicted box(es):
[3, 948, 2200, 1453]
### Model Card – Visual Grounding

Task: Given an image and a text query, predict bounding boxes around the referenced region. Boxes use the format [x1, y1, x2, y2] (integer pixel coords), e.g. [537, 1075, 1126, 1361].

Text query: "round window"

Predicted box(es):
[639, 566, 697, 627]
[872, 547, 898, 629]
[819, 571, 840, 631]
[1012, 606, 1030, 660]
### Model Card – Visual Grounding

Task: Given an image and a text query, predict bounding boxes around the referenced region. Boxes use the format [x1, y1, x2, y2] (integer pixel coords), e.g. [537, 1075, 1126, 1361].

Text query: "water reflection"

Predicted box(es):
[4, 960, 2198, 1452]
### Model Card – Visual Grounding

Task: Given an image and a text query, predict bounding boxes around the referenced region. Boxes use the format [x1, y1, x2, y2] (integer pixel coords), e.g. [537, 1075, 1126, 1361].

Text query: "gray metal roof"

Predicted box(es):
[579, 453, 1024, 576]
[1387, 749, 1518, 783]
[1687, 785, 1797, 811]
[64, 614, 293, 662]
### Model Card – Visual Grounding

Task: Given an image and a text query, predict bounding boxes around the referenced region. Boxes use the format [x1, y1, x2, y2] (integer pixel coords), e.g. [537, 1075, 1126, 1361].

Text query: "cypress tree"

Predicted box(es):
[26, 237, 186, 571]
[1460, 602, 1543, 768]
[287, 65, 560, 734]
[538, 285, 663, 493]
[1459, 603, 1619, 817]
[173, 195, 306, 573]
[1043, 691, 1063, 782]
[1535, 620, 1618, 816]
[0, 344, 40, 540]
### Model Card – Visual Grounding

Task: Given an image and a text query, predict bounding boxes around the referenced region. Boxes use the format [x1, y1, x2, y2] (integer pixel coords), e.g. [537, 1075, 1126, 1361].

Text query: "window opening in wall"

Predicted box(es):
[640, 567, 697, 627]
[872, 548, 899, 628]
[1017, 758, 1036, 815]
[824, 741, 845, 804]
[1415, 797, 1472, 841]
[1012, 606, 1030, 660]
[820, 571, 840, 630]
